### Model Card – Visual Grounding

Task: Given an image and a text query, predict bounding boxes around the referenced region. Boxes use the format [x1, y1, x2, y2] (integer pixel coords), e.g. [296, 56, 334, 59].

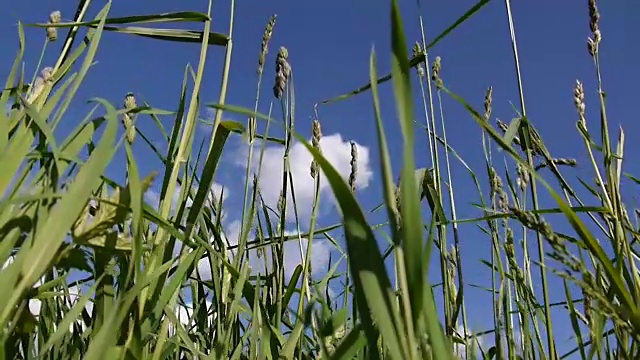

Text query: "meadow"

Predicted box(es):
[1, 0, 638, 359]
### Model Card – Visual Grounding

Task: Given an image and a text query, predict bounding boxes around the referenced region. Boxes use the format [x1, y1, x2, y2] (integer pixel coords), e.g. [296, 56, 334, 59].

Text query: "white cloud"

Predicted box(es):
[452, 324, 524, 359]
[172, 300, 215, 333]
[193, 220, 332, 282]
[3, 256, 45, 287]
[27, 285, 93, 333]
[453, 324, 488, 359]
[236, 133, 373, 222]
[26, 284, 211, 337]
[145, 181, 228, 216]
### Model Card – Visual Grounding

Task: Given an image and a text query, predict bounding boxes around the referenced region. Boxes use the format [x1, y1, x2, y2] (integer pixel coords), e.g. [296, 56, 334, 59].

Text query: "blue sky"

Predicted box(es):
[2, 0, 638, 357]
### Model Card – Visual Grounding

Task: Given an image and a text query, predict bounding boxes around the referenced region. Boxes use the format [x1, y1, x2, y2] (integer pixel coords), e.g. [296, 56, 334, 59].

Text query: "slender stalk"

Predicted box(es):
[275, 68, 293, 329]
[436, 86, 469, 352]
[297, 162, 321, 353]
[141, 0, 216, 315]
[416, 3, 450, 346]
[503, 1, 556, 358]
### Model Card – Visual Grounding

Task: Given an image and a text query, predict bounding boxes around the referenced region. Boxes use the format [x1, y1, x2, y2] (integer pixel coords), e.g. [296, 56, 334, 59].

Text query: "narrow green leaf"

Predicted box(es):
[1, 95, 118, 325]
[28, 11, 211, 27]
[316, 0, 493, 106]
[292, 129, 403, 360]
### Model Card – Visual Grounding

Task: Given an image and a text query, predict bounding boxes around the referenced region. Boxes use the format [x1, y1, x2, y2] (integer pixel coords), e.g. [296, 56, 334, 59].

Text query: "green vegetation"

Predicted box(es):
[2, 0, 638, 359]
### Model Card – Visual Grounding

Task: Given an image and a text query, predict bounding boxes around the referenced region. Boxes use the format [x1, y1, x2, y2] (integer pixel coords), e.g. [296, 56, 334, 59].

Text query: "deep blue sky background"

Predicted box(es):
[2, 0, 638, 356]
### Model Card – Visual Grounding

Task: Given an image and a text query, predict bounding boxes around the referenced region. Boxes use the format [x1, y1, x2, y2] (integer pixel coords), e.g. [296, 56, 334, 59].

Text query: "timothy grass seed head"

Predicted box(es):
[258, 14, 277, 75]
[49, 10, 61, 23]
[40, 67, 54, 83]
[27, 78, 45, 103]
[26, 66, 54, 103]
[310, 118, 322, 179]
[431, 56, 443, 89]
[412, 42, 425, 78]
[587, 0, 601, 56]
[394, 181, 402, 231]
[483, 86, 493, 121]
[489, 167, 508, 212]
[516, 163, 529, 192]
[273, 47, 290, 99]
[574, 80, 586, 125]
[46, 11, 62, 41]
[277, 190, 285, 216]
[348, 141, 358, 193]
[123, 92, 137, 144]
[124, 92, 137, 110]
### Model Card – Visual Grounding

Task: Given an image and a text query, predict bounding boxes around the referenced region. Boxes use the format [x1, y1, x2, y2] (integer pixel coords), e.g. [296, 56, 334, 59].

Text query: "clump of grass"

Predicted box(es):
[1, 0, 638, 358]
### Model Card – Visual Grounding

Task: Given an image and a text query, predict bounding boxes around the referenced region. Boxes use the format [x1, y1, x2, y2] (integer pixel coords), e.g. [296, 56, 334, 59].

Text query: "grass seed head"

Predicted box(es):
[273, 47, 290, 99]
[310, 119, 322, 179]
[124, 92, 137, 110]
[123, 92, 137, 144]
[503, 228, 528, 292]
[277, 190, 285, 216]
[489, 167, 508, 212]
[46, 26, 57, 41]
[446, 250, 457, 311]
[392, 174, 403, 231]
[587, 0, 601, 56]
[27, 77, 45, 103]
[431, 56, 443, 89]
[574, 80, 586, 125]
[412, 42, 425, 78]
[516, 163, 528, 192]
[483, 86, 493, 121]
[582, 282, 593, 325]
[394, 183, 402, 231]
[258, 15, 277, 75]
[46, 11, 61, 41]
[49, 11, 61, 23]
[348, 141, 358, 193]
[40, 67, 54, 82]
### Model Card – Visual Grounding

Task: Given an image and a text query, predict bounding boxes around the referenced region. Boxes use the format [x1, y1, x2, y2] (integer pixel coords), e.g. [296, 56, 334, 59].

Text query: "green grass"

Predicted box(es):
[1, 0, 639, 359]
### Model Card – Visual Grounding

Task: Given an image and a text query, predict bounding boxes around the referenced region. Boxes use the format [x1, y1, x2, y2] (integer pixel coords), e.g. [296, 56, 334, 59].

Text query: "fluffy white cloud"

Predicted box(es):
[26, 285, 209, 336]
[236, 133, 373, 222]
[193, 220, 332, 282]
[145, 182, 228, 216]
[453, 324, 488, 359]
[26, 285, 93, 334]
[173, 300, 215, 332]
[453, 324, 524, 359]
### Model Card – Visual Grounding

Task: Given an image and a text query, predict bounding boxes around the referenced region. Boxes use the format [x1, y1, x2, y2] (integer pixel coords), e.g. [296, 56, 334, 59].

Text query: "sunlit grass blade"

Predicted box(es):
[329, 325, 368, 359]
[0, 96, 119, 326]
[292, 130, 404, 360]
[183, 120, 240, 239]
[30, 11, 212, 27]
[84, 251, 198, 359]
[0, 23, 26, 151]
[143, 0, 214, 317]
[369, 45, 414, 359]
[390, 0, 454, 358]
[95, 25, 229, 46]
[40, 281, 100, 353]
